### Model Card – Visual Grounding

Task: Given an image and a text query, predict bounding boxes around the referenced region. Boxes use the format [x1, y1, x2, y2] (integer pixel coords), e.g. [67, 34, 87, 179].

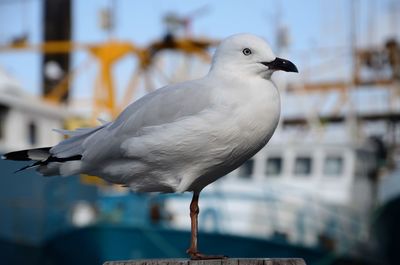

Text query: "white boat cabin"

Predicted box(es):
[0, 70, 66, 153]
[166, 141, 378, 252]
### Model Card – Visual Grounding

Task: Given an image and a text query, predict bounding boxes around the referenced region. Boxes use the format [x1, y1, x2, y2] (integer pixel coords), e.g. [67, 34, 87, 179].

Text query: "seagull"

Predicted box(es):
[2, 33, 298, 259]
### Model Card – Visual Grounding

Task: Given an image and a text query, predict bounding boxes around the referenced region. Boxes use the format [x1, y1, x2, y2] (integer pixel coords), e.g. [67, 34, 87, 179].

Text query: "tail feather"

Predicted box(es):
[2, 147, 82, 174]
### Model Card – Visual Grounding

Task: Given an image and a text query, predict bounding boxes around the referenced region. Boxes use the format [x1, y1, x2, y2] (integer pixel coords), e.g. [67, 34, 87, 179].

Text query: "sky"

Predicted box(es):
[0, 0, 399, 105]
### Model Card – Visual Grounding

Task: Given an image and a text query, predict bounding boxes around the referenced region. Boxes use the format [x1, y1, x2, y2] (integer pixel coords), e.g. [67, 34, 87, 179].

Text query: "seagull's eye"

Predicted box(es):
[242, 48, 252, 56]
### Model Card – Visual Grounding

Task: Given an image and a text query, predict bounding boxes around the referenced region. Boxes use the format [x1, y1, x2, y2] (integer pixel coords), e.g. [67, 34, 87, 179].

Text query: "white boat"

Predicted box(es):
[165, 137, 377, 253]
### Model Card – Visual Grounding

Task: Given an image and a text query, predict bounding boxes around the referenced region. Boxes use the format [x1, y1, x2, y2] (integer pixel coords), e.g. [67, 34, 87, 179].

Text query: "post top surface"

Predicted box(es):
[104, 258, 306, 265]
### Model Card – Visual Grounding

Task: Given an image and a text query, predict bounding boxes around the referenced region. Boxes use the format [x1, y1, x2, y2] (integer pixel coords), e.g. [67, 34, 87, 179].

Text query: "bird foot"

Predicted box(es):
[187, 249, 227, 260]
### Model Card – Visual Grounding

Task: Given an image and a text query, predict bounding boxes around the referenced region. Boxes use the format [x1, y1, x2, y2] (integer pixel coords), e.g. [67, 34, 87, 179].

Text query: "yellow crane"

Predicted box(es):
[0, 37, 217, 122]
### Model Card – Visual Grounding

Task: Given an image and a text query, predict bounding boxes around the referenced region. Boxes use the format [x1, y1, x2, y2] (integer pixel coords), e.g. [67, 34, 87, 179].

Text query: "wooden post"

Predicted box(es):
[104, 258, 306, 265]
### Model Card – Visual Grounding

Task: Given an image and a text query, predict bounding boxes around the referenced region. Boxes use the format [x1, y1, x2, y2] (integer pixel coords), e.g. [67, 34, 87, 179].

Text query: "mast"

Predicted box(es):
[347, 0, 359, 142]
[42, 0, 71, 102]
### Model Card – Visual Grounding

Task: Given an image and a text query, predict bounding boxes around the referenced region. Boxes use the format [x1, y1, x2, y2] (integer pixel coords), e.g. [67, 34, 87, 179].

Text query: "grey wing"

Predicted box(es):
[117, 104, 237, 192]
[109, 77, 213, 135]
[50, 77, 213, 161]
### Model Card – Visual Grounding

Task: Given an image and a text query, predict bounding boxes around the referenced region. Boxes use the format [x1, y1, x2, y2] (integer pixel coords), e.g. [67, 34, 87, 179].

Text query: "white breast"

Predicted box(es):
[181, 78, 281, 192]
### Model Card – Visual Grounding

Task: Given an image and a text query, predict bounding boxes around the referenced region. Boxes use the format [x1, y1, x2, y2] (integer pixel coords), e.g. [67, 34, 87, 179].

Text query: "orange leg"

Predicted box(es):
[186, 192, 227, 260]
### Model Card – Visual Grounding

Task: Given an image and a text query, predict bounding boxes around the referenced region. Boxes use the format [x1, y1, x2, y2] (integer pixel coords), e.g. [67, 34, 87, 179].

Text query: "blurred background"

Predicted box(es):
[0, 0, 399, 264]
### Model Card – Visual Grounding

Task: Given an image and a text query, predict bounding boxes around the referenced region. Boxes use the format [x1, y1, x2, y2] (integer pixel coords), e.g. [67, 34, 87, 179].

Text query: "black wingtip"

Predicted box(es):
[4, 147, 81, 173]
[14, 166, 29, 173]
[3, 150, 30, 161]
[2, 147, 52, 161]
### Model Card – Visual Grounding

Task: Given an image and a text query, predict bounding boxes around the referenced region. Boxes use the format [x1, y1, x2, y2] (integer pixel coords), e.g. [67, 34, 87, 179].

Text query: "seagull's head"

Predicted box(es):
[210, 33, 298, 79]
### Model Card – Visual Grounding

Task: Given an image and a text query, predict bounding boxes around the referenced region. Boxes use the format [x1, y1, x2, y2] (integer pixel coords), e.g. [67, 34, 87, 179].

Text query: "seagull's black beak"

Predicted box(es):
[261, 57, 298, 73]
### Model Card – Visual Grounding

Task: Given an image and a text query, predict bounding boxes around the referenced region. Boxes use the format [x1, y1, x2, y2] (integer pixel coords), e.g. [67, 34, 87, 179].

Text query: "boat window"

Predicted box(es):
[28, 121, 37, 145]
[266, 157, 283, 176]
[0, 104, 9, 139]
[238, 159, 254, 178]
[294, 156, 312, 176]
[324, 155, 344, 176]
[355, 150, 375, 178]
